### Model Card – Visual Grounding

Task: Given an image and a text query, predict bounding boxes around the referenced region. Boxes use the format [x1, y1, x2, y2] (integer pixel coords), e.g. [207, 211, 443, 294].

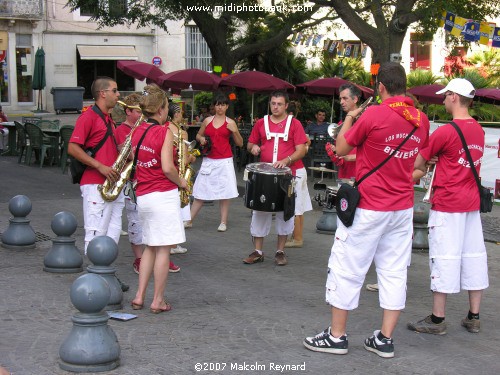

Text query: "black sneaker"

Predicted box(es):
[303, 327, 348, 354]
[364, 330, 394, 358]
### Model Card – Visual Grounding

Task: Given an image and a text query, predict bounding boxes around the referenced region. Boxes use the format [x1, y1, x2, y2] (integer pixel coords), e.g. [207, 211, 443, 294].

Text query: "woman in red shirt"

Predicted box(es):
[130, 84, 188, 314]
[187, 93, 243, 232]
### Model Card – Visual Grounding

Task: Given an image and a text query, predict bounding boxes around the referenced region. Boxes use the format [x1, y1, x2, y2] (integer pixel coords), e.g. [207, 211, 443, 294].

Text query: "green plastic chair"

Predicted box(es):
[36, 120, 61, 131]
[14, 121, 29, 164]
[24, 123, 58, 168]
[59, 125, 75, 173]
[22, 116, 42, 126]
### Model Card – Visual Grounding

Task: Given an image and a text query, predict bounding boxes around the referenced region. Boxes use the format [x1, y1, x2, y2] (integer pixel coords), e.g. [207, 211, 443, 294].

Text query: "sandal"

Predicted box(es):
[150, 301, 172, 314]
[131, 301, 144, 310]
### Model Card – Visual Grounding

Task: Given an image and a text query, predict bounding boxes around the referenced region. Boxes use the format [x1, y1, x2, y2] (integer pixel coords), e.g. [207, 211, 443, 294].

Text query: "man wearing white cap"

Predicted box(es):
[408, 78, 488, 335]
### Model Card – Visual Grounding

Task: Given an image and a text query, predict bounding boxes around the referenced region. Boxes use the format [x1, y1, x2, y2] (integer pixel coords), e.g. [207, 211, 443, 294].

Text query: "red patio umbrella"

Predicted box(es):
[474, 88, 500, 104]
[117, 60, 165, 84]
[219, 70, 295, 120]
[157, 69, 221, 91]
[407, 84, 446, 105]
[297, 77, 374, 122]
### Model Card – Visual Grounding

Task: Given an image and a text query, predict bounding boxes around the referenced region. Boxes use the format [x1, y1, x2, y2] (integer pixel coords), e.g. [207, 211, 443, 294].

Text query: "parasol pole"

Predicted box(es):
[330, 95, 334, 123]
[251, 93, 254, 123]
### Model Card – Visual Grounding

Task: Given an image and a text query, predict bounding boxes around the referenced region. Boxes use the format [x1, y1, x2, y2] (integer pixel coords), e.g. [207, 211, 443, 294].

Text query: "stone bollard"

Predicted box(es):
[316, 208, 338, 234]
[59, 273, 120, 372]
[413, 202, 430, 251]
[1, 195, 36, 249]
[44, 211, 83, 273]
[86, 236, 123, 310]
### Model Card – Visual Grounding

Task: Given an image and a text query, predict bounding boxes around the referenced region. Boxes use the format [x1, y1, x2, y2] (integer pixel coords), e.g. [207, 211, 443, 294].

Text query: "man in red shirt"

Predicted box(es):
[326, 83, 361, 181]
[244, 91, 308, 266]
[304, 63, 430, 358]
[68, 77, 126, 287]
[408, 78, 488, 336]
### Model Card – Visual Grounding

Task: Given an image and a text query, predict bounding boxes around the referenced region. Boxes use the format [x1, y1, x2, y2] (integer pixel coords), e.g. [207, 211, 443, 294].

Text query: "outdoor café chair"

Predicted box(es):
[14, 121, 28, 164]
[24, 123, 58, 168]
[59, 125, 74, 174]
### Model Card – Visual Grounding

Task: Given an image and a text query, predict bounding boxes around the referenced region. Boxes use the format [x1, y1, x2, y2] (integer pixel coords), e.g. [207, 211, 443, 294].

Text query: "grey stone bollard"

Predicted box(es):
[1, 195, 36, 249]
[86, 236, 123, 310]
[44, 212, 83, 273]
[316, 208, 338, 234]
[59, 273, 120, 372]
[413, 202, 430, 251]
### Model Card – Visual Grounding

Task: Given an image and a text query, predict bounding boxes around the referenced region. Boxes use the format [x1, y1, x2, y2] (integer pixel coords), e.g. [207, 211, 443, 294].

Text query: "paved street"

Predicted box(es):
[1, 114, 499, 374]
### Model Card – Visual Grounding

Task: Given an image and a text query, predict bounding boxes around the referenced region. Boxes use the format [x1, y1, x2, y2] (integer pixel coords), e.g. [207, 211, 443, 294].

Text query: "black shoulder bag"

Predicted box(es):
[70, 106, 117, 184]
[123, 124, 159, 204]
[449, 121, 493, 213]
[336, 127, 418, 227]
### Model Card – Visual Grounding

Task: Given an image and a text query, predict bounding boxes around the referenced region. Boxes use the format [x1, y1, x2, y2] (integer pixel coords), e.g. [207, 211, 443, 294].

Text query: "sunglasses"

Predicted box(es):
[102, 88, 118, 93]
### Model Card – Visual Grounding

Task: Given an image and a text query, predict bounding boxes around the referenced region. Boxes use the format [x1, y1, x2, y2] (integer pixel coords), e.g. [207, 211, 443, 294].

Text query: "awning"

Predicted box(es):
[77, 45, 138, 60]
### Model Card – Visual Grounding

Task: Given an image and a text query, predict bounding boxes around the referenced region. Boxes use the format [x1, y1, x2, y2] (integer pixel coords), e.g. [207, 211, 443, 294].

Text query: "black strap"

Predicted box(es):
[356, 126, 418, 186]
[129, 124, 159, 180]
[448, 120, 483, 196]
[92, 105, 118, 149]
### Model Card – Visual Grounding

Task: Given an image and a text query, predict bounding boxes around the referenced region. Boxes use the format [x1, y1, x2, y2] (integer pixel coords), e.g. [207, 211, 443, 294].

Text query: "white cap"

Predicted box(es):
[436, 78, 475, 98]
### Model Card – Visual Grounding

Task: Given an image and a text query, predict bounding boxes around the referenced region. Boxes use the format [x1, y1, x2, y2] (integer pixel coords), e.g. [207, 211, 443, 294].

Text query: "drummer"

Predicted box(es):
[244, 90, 308, 266]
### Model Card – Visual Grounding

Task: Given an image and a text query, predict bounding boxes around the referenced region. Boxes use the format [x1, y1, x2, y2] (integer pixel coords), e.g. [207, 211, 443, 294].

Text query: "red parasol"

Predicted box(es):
[407, 84, 446, 105]
[117, 60, 165, 84]
[157, 69, 221, 91]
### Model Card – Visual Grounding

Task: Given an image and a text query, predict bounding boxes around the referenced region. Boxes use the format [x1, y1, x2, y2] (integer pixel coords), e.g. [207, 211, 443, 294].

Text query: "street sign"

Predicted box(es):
[152, 56, 162, 66]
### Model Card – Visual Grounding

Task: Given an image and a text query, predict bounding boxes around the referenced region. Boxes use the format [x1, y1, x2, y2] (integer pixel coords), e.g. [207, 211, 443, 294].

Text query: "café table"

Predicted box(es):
[1, 121, 18, 156]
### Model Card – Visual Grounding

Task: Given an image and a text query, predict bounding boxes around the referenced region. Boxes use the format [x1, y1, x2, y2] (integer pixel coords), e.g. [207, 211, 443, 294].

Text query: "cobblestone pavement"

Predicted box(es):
[1, 120, 500, 374]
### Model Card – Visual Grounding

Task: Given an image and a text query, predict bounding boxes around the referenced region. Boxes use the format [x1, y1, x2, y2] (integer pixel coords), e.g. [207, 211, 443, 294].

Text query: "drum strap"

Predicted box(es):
[264, 115, 293, 163]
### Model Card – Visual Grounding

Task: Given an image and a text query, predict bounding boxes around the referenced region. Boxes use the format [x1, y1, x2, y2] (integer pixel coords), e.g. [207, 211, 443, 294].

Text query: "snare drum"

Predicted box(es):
[244, 162, 292, 212]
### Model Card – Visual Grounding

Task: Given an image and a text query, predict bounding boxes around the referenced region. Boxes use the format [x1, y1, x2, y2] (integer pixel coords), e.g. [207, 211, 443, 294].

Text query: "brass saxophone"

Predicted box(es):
[98, 101, 144, 201]
[173, 122, 197, 208]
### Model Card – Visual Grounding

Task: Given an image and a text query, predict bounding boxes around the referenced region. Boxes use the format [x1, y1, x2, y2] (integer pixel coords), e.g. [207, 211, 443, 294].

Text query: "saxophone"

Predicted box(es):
[98, 101, 144, 201]
[173, 122, 197, 208]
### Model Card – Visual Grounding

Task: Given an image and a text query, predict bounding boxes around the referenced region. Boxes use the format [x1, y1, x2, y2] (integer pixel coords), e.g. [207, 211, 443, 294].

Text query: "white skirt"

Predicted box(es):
[193, 157, 239, 200]
[137, 190, 186, 246]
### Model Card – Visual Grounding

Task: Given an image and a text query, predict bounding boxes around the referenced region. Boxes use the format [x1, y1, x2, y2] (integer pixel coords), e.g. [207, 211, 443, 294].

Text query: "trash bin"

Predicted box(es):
[50, 87, 85, 115]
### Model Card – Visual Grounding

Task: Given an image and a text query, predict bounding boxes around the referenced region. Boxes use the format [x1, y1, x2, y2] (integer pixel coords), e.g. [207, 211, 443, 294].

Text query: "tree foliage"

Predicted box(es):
[312, 0, 500, 64]
[65, 0, 336, 73]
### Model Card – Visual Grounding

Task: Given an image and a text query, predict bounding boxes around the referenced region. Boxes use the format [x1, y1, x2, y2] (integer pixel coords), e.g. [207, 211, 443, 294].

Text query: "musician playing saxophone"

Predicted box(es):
[166, 102, 195, 257]
[130, 84, 187, 314]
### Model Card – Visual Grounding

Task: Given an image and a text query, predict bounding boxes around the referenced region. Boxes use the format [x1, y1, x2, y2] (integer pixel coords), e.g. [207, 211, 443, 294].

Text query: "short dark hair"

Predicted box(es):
[377, 62, 406, 96]
[316, 109, 326, 115]
[269, 90, 289, 103]
[90, 76, 116, 99]
[212, 92, 229, 106]
[339, 83, 361, 101]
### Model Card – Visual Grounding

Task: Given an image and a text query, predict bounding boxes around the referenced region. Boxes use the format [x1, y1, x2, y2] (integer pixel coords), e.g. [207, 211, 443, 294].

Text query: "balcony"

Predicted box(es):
[0, 0, 43, 19]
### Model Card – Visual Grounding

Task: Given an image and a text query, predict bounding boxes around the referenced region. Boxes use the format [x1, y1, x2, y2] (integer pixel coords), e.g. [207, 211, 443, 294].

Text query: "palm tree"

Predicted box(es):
[406, 69, 440, 88]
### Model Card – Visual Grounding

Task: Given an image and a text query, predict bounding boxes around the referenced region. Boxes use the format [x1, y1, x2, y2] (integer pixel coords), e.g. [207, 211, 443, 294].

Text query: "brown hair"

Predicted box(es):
[139, 84, 168, 117]
[123, 93, 141, 108]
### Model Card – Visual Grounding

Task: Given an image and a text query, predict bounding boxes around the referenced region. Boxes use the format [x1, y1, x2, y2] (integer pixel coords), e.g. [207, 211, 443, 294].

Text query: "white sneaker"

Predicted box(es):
[170, 245, 188, 254]
[120, 230, 128, 236]
[184, 221, 192, 228]
[217, 223, 227, 232]
[366, 283, 379, 292]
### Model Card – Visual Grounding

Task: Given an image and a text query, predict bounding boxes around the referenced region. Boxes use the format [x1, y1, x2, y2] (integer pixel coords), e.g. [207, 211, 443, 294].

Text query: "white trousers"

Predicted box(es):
[325, 207, 413, 311]
[428, 210, 488, 293]
[81, 184, 125, 254]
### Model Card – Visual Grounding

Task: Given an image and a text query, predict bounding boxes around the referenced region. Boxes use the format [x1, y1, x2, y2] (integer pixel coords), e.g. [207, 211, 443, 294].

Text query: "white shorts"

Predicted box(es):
[193, 157, 239, 200]
[294, 167, 313, 215]
[428, 210, 488, 293]
[125, 198, 143, 245]
[181, 203, 191, 221]
[250, 211, 294, 237]
[81, 184, 125, 253]
[137, 190, 186, 247]
[325, 207, 413, 311]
